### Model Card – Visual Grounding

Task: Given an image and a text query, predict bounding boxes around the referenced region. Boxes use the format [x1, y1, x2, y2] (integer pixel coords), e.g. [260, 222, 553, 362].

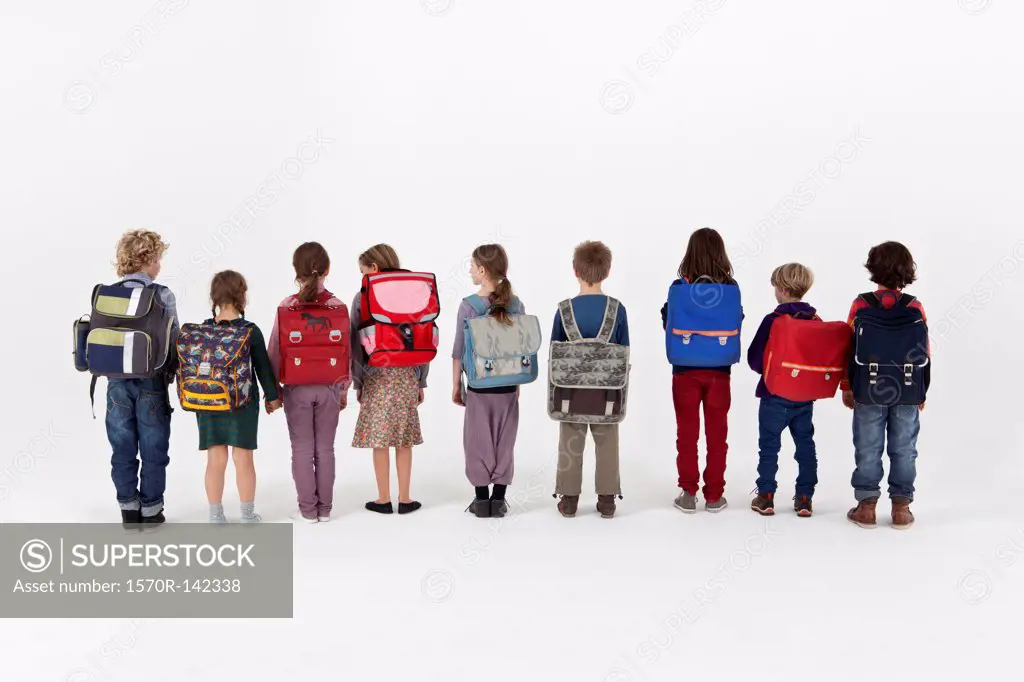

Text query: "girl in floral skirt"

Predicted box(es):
[350, 244, 428, 514]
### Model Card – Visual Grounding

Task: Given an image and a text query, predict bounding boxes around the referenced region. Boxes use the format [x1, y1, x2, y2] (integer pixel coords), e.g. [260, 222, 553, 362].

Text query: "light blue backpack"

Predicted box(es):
[461, 295, 542, 389]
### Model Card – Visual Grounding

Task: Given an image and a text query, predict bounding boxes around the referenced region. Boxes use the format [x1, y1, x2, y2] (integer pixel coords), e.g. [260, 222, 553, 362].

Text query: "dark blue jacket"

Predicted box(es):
[747, 302, 817, 398]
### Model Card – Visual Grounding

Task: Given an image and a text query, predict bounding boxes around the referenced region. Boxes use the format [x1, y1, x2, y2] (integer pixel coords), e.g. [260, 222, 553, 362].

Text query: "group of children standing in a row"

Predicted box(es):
[91, 227, 926, 531]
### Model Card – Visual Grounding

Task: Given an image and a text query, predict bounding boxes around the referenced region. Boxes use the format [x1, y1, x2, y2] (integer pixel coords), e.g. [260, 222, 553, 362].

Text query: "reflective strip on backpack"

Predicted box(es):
[123, 333, 134, 373]
[126, 287, 143, 316]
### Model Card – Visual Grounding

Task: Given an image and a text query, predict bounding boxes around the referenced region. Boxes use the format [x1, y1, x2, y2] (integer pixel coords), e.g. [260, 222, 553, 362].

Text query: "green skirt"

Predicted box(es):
[196, 397, 261, 450]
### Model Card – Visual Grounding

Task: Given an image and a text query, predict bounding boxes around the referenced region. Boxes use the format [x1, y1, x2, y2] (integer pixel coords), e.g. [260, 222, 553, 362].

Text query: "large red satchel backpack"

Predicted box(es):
[277, 291, 351, 386]
[764, 314, 852, 401]
[358, 270, 440, 367]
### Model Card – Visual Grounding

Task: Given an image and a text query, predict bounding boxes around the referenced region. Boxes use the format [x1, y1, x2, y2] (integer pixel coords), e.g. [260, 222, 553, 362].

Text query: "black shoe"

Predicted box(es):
[794, 495, 813, 517]
[751, 492, 775, 516]
[398, 501, 422, 515]
[490, 499, 509, 518]
[121, 508, 142, 532]
[141, 511, 165, 533]
[466, 499, 491, 518]
[366, 501, 394, 514]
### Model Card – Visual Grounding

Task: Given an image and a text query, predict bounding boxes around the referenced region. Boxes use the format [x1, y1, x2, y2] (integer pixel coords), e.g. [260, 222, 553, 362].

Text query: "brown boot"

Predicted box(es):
[597, 495, 617, 519]
[891, 496, 915, 530]
[557, 495, 579, 518]
[847, 497, 878, 528]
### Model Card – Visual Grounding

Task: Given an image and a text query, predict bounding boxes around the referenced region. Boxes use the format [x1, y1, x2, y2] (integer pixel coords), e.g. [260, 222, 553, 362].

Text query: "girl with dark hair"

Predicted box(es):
[196, 270, 281, 524]
[267, 242, 350, 523]
[660, 228, 740, 514]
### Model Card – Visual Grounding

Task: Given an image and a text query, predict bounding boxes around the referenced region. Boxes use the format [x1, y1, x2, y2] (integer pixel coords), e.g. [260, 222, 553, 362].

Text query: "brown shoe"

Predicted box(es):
[557, 495, 579, 518]
[891, 496, 914, 530]
[597, 495, 617, 519]
[847, 498, 878, 528]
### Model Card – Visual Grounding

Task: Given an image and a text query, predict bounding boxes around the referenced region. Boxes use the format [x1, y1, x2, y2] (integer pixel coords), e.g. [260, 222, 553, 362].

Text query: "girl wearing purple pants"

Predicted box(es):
[268, 242, 350, 523]
[452, 244, 523, 519]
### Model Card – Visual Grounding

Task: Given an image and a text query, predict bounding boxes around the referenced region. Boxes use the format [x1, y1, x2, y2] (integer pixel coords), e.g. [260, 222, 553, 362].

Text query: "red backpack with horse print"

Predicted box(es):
[276, 290, 351, 386]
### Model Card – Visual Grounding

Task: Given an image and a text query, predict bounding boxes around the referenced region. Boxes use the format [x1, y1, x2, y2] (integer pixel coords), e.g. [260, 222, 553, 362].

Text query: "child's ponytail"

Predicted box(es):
[472, 244, 514, 326]
[293, 242, 331, 303]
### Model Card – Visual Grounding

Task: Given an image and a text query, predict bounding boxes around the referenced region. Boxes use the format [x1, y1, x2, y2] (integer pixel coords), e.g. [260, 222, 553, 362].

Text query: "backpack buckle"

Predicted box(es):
[289, 331, 302, 344]
[522, 356, 531, 367]
[294, 358, 301, 366]
[903, 364, 913, 385]
[791, 369, 799, 378]
[330, 358, 337, 367]
[484, 360, 494, 372]
[329, 330, 342, 343]
[868, 362, 879, 384]
[198, 362, 211, 376]
[824, 372, 831, 381]
[719, 337, 728, 346]
[682, 334, 692, 345]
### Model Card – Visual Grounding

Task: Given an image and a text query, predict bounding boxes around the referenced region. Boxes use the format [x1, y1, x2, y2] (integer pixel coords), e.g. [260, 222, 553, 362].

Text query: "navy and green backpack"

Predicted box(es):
[73, 279, 178, 412]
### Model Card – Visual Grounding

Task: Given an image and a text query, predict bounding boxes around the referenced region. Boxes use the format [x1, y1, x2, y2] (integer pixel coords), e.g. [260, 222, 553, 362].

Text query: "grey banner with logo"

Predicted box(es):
[1, 523, 293, 618]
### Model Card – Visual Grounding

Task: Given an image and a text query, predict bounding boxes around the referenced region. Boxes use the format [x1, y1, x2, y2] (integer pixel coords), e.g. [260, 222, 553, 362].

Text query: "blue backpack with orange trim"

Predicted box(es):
[664, 277, 744, 366]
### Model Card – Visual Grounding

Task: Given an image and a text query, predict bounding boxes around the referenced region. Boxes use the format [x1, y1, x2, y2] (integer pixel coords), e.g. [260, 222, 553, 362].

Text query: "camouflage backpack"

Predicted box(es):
[548, 297, 630, 424]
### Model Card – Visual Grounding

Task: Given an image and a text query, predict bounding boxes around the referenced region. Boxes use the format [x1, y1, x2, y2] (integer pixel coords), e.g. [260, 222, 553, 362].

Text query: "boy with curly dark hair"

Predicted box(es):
[842, 241, 928, 530]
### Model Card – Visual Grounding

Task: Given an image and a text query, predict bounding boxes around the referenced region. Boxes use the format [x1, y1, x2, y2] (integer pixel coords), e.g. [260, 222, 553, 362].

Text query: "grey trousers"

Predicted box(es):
[556, 422, 620, 496]
[463, 390, 519, 486]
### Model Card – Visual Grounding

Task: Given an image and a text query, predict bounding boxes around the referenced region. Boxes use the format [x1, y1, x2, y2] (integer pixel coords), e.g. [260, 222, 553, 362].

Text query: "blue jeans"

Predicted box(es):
[106, 378, 171, 516]
[756, 395, 817, 497]
[851, 403, 919, 502]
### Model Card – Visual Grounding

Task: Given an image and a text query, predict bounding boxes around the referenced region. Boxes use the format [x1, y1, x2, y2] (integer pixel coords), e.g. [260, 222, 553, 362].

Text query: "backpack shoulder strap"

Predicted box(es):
[858, 292, 881, 308]
[895, 293, 917, 308]
[558, 299, 583, 342]
[465, 295, 490, 316]
[596, 297, 620, 344]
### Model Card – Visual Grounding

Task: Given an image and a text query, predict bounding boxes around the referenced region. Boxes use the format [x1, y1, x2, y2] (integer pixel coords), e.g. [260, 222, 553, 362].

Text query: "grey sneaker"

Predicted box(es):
[705, 497, 728, 513]
[240, 513, 263, 524]
[674, 492, 697, 514]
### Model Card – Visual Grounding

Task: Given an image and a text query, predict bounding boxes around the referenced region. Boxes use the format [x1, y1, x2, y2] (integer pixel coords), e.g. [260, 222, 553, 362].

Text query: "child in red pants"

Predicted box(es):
[661, 228, 740, 513]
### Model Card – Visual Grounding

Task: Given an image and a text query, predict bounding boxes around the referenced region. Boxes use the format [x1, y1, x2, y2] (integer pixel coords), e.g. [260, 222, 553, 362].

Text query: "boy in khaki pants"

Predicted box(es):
[551, 241, 630, 518]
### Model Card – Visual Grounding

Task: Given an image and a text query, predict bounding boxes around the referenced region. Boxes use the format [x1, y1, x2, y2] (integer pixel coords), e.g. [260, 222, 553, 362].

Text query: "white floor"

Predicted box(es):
[2, 391, 1022, 681]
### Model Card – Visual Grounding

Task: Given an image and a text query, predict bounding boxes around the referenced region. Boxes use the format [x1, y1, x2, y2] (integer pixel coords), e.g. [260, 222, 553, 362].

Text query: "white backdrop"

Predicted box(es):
[2, 1, 1023, 680]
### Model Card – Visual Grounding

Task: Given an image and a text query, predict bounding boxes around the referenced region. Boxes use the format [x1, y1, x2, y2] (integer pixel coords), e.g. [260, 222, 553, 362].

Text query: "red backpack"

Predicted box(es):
[276, 291, 351, 386]
[357, 270, 440, 367]
[764, 314, 852, 401]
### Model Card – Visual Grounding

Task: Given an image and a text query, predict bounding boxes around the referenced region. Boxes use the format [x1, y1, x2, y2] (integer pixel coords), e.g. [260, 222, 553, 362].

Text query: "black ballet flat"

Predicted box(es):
[365, 501, 394, 514]
[398, 501, 422, 515]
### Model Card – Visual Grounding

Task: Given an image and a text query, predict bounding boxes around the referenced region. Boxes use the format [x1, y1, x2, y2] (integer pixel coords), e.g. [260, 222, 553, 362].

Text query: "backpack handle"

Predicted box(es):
[113, 278, 153, 288]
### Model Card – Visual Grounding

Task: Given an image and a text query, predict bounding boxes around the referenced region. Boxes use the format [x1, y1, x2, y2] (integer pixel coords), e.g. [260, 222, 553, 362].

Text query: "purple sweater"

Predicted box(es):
[746, 302, 817, 398]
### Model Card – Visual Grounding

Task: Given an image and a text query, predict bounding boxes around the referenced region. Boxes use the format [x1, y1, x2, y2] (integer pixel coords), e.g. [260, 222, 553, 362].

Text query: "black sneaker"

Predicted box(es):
[398, 501, 422, 515]
[365, 501, 394, 514]
[794, 495, 813, 517]
[466, 499, 491, 518]
[141, 511, 165, 533]
[751, 492, 775, 516]
[121, 508, 142, 532]
[490, 499, 509, 518]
